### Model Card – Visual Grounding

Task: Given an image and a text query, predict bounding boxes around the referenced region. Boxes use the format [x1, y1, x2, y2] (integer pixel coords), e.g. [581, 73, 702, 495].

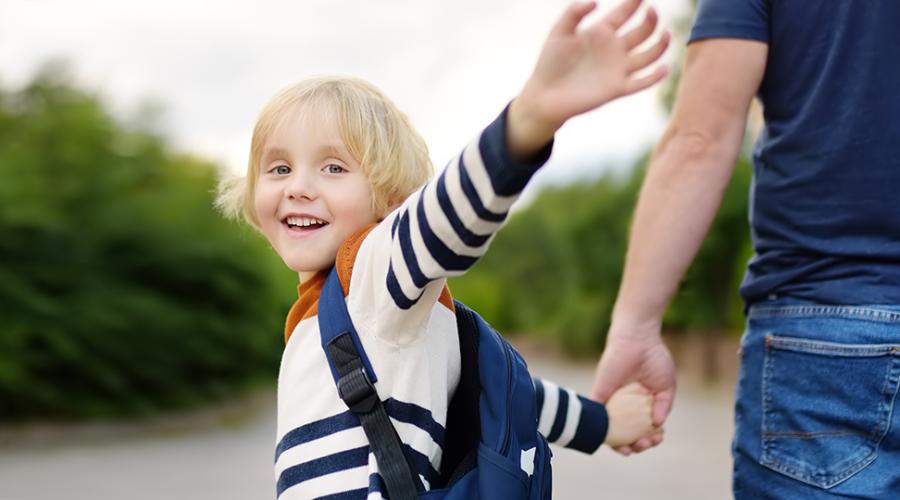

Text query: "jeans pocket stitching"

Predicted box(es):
[749, 305, 900, 323]
[768, 335, 899, 357]
[759, 334, 900, 489]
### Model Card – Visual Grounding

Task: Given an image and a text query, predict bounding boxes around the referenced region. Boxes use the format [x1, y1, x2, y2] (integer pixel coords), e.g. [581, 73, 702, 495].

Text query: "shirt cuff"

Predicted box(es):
[566, 396, 609, 454]
[689, 21, 769, 44]
[478, 103, 554, 197]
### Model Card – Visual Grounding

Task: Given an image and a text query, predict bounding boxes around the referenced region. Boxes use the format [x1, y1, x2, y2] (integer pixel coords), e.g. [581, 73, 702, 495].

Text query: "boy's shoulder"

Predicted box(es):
[339, 220, 455, 314]
[283, 222, 455, 343]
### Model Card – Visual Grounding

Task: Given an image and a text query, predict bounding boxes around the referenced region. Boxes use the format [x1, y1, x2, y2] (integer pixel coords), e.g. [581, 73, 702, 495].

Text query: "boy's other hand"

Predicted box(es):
[603, 382, 663, 450]
[507, 0, 670, 160]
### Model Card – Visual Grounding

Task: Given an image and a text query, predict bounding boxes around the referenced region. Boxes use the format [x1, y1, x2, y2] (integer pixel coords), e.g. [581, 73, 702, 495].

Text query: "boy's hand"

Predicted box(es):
[603, 382, 663, 449]
[508, 0, 670, 160]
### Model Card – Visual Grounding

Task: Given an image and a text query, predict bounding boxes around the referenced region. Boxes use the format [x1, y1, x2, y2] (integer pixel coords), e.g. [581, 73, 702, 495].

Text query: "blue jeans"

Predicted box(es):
[733, 299, 900, 499]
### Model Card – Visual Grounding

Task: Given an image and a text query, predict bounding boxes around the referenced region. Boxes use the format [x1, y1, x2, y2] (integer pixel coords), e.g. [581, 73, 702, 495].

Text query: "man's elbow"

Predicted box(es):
[652, 123, 743, 176]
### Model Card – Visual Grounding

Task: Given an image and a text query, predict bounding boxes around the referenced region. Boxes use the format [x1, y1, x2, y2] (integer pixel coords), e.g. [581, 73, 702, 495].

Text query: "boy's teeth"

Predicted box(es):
[286, 216, 325, 227]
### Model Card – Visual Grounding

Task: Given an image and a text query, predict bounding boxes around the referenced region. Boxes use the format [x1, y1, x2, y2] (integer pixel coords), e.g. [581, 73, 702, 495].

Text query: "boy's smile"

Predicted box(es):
[282, 213, 329, 236]
[283, 215, 328, 232]
[253, 105, 377, 280]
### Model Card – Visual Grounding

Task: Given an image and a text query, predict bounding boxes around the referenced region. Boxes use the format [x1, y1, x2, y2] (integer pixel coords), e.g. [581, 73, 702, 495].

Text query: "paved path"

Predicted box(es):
[0, 337, 737, 499]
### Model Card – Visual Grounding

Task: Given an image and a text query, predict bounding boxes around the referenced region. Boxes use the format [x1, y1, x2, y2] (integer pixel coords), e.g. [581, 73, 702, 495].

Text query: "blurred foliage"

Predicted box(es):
[0, 68, 295, 420]
[451, 157, 752, 355]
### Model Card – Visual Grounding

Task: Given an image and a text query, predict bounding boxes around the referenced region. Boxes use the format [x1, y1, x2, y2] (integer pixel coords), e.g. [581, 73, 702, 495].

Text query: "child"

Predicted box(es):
[218, 1, 668, 497]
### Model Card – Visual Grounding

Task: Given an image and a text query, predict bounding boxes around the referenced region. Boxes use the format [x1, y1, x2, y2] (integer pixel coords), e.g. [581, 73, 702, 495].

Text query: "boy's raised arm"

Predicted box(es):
[366, 0, 669, 322]
[507, 0, 669, 161]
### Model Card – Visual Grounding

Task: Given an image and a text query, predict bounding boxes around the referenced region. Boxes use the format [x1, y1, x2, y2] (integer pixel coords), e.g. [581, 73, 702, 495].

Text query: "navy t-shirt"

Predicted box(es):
[690, 0, 900, 305]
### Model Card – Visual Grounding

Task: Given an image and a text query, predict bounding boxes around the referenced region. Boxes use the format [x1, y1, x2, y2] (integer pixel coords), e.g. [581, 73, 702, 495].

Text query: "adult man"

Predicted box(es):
[591, 0, 900, 497]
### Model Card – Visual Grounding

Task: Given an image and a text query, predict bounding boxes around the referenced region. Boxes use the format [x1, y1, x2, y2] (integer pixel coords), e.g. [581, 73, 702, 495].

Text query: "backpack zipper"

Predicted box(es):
[500, 338, 514, 455]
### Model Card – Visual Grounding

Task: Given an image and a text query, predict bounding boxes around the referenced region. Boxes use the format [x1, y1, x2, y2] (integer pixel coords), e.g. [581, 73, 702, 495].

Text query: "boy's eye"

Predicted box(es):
[324, 164, 345, 174]
[271, 165, 291, 175]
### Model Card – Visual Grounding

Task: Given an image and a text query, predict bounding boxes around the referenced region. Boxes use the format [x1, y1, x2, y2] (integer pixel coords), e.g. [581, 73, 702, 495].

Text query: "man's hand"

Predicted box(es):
[591, 324, 675, 455]
[507, 0, 670, 161]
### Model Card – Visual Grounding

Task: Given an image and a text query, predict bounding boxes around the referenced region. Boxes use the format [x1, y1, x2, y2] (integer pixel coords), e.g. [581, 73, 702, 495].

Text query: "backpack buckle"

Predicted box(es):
[337, 366, 378, 414]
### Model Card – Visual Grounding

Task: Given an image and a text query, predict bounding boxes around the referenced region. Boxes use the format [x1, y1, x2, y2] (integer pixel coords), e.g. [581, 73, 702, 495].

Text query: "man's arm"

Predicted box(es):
[591, 38, 768, 454]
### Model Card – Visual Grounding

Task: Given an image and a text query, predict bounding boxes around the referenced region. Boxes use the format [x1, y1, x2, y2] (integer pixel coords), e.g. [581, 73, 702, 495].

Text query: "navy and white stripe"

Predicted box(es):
[277, 444, 438, 497]
[534, 378, 609, 454]
[316, 473, 390, 500]
[275, 399, 445, 495]
[276, 399, 446, 463]
[386, 110, 552, 309]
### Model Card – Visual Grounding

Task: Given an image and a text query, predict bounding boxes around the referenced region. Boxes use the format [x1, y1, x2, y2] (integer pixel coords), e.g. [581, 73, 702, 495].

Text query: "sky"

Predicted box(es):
[0, 0, 691, 195]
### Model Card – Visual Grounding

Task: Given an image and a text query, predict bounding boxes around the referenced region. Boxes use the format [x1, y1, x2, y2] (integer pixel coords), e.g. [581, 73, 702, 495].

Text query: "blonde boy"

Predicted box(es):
[219, 1, 669, 497]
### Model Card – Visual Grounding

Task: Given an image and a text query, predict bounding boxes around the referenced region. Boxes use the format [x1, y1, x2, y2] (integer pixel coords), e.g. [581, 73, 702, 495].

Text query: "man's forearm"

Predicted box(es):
[611, 125, 743, 333]
[592, 38, 767, 446]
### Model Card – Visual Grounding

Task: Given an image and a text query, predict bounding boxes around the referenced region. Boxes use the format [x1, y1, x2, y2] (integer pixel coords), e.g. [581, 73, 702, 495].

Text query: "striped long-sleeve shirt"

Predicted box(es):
[534, 378, 609, 453]
[275, 109, 607, 499]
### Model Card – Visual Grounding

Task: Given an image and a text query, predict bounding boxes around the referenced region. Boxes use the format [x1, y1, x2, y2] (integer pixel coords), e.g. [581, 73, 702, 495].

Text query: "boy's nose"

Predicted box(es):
[285, 169, 317, 201]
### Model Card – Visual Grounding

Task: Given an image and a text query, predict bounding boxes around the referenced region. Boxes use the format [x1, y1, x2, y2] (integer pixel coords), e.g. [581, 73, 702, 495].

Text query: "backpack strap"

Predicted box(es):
[317, 267, 422, 500]
[439, 300, 482, 486]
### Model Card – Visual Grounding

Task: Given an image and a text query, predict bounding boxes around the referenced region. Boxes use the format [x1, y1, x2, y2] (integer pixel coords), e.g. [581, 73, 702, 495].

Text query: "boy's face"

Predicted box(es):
[253, 106, 377, 279]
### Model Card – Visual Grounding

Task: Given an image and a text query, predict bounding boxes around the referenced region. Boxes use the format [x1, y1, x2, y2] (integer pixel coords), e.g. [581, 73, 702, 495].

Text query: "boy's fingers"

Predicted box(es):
[603, 0, 642, 31]
[621, 6, 658, 50]
[630, 436, 655, 452]
[627, 29, 671, 73]
[552, 1, 598, 36]
[614, 445, 634, 456]
[622, 65, 669, 96]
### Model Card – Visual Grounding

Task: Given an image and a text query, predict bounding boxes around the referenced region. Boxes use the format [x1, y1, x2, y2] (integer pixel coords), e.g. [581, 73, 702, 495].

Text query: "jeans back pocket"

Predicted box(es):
[761, 334, 900, 489]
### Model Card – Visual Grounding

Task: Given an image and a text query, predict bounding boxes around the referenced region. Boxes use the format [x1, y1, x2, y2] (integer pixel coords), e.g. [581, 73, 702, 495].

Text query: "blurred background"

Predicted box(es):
[0, 0, 755, 498]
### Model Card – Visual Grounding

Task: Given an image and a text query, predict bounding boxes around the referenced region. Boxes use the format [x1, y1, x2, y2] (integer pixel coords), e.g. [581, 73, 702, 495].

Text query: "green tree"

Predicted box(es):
[0, 69, 294, 420]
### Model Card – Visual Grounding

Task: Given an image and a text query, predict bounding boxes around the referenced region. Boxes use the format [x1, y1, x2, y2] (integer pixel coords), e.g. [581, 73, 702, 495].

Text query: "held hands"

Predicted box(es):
[508, 0, 670, 160]
[592, 323, 675, 455]
[603, 382, 663, 449]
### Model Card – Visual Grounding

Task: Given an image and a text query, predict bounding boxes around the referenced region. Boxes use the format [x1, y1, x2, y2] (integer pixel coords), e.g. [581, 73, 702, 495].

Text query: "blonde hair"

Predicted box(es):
[216, 76, 433, 229]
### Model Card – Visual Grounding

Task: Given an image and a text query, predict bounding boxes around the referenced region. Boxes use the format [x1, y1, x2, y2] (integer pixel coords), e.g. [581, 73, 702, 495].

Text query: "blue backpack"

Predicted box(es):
[318, 267, 553, 499]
